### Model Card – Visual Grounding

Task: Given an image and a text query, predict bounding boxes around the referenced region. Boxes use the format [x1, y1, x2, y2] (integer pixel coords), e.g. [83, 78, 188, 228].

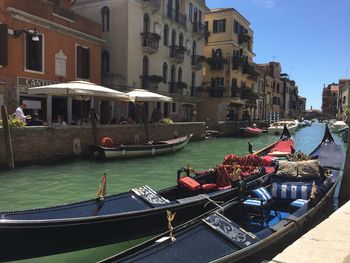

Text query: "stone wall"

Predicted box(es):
[0, 122, 206, 167]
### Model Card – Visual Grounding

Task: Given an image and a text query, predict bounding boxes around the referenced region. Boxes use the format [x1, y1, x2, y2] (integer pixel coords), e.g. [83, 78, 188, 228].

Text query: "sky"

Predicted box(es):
[206, 0, 350, 110]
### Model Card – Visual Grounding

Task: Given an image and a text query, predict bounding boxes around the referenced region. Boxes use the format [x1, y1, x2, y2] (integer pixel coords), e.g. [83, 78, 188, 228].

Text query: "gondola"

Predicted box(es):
[88, 134, 193, 159]
[100, 125, 343, 263]
[0, 128, 292, 262]
[240, 127, 263, 137]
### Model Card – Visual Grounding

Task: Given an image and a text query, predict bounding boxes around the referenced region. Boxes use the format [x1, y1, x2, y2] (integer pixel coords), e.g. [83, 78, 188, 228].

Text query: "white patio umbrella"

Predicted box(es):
[28, 81, 130, 101]
[126, 89, 172, 102]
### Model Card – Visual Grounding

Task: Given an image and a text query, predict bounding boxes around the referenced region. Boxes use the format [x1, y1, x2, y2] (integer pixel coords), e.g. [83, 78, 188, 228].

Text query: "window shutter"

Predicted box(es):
[0, 24, 8, 65]
[213, 20, 217, 33]
[76, 46, 83, 78]
[82, 47, 90, 79]
[223, 19, 226, 32]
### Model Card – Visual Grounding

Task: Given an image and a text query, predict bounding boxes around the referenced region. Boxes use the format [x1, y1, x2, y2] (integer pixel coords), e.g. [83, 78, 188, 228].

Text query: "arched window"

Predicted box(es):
[178, 67, 182, 82]
[143, 13, 150, 33]
[171, 29, 176, 46]
[101, 6, 110, 32]
[163, 63, 168, 84]
[163, 24, 169, 46]
[179, 33, 184, 47]
[101, 50, 110, 73]
[215, 48, 223, 57]
[191, 72, 196, 96]
[142, 56, 149, 89]
[171, 65, 176, 82]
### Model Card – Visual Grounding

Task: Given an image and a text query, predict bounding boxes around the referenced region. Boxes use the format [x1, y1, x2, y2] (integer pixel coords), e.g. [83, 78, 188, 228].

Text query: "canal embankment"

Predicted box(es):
[270, 200, 350, 263]
[0, 122, 206, 168]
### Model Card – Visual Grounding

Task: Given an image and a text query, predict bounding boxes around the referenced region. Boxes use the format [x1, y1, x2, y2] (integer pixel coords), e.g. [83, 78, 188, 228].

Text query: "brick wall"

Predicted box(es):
[0, 122, 206, 167]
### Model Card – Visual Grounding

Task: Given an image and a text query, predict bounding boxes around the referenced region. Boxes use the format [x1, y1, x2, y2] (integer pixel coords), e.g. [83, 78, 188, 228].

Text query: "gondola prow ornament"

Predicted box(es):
[97, 173, 107, 200]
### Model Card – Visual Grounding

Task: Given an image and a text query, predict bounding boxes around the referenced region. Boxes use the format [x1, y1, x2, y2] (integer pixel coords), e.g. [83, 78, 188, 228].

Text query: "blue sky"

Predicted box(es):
[206, 0, 350, 110]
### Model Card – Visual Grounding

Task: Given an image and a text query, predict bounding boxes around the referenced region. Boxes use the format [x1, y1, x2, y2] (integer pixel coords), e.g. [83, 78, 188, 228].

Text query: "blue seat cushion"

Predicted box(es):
[290, 199, 309, 208]
[252, 187, 273, 202]
[271, 181, 312, 200]
[243, 198, 268, 206]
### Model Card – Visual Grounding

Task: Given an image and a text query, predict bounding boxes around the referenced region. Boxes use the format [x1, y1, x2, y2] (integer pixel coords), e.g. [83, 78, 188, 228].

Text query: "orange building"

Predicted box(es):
[0, 0, 102, 123]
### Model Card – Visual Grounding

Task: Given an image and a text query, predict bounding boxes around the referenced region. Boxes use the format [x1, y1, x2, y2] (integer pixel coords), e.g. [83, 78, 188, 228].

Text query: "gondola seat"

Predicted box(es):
[243, 187, 274, 227]
[289, 199, 309, 208]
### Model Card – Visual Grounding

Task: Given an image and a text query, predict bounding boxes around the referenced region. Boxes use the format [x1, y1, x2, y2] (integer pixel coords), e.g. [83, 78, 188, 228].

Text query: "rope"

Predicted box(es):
[200, 194, 225, 213]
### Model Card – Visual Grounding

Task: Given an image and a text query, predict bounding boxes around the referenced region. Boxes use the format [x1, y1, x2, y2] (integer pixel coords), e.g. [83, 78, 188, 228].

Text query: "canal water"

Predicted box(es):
[0, 123, 346, 263]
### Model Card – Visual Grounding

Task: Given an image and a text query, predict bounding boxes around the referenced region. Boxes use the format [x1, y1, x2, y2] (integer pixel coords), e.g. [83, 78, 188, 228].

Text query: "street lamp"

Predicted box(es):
[13, 28, 40, 41]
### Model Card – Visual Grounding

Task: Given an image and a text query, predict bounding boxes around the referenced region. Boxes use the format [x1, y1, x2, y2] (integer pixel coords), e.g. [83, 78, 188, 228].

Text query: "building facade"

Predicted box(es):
[322, 83, 339, 118]
[199, 8, 258, 126]
[338, 79, 350, 120]
[73, 0, 209, 122]
[0, 0, 102, 124]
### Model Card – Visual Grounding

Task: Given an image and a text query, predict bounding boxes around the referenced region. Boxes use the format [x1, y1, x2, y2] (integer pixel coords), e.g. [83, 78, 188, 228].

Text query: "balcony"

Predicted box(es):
[140, 0, 161, 11]
[166, 8, 187, 28]
[242, 63, 259, 81]
[141, 32, 161, 54]
[192, 22, 205, 39]
[238, 33, 251, 44]
[168, 81, 188, 94]
[206, 56, 228, 70]
[191, 55, 205, 70]
[231, 55, 247, 70]
[209, 86, 224, 98]
[140, 75, 163, 90]
[169, 45, 185, 63]
[240, 87, 258, 105]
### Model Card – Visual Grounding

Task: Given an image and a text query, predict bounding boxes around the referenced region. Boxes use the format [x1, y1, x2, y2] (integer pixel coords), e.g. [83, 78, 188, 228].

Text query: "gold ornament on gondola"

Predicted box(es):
[166, 210, 176, 241]
[96, 173, 107, 200]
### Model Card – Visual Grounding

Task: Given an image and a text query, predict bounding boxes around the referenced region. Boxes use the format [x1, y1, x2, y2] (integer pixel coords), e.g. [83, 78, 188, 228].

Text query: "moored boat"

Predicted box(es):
[88, 134, 193, 159]
[100, 125, 343, 263]
[330, 120, 348, 133]
[0, 129, 292, 262]
[240, 127, 263, 137]
[267, 120, 298, 135]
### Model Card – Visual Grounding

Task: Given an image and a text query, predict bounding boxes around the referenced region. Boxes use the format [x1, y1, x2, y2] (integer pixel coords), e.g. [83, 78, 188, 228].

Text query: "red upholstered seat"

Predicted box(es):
[269, 141, 294, 156]
[264, 166, 275, 174]
[202, 183, 217, 191]
[178, 176, 201, 191]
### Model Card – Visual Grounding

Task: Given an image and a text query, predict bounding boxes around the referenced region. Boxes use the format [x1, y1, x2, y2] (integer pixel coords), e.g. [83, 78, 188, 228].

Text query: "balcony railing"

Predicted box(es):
[192, 21, 205, 38]
[141, 0, 161, 11]
[191, 55, 205, 70]
[206, 56, 228, 70]
[140, 75, 163, 90]
[209, 86, 224, 98]
[232, 55, 247, 70]
[141, 32, 160, 54]
[169, 45, 185, 63]
[166, 7, 187, 28]
[168, 82, 187, 94]
[238, 33, 251, 44]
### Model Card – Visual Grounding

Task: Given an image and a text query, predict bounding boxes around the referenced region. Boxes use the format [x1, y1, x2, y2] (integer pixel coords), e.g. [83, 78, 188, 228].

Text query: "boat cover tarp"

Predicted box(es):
[270, 141, 294, 153]
[319, 144, 344, 170]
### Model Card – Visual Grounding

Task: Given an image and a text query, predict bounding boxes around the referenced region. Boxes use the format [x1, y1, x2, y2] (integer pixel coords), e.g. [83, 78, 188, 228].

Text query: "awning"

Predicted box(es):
[28, 81, 130, 102]
[126, 89, 172, 102]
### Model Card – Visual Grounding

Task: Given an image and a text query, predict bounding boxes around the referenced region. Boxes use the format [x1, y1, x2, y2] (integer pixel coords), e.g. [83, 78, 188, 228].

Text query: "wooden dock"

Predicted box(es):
[270, 201, 350, 263]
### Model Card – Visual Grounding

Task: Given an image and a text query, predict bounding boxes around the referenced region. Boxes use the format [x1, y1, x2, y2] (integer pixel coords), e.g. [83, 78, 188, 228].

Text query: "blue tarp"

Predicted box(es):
[319, 144, 344, 170]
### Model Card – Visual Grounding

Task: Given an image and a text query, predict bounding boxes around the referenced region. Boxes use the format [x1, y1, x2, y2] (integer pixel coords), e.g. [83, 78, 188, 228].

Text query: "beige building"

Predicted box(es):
[73, 0, 208, 122]
[199, 8, 258, 126]
[338, 79, 350, 120]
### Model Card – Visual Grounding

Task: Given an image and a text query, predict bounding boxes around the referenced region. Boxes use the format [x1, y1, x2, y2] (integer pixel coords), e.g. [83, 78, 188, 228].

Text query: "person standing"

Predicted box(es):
[15, 102, 29, 123]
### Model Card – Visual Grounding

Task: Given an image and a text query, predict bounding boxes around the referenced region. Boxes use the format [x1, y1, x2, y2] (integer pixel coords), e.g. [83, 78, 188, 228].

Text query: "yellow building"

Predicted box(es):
[338, 79, 350, 120]
[199, 8, 258, 127]
[73, 0, 208, 122]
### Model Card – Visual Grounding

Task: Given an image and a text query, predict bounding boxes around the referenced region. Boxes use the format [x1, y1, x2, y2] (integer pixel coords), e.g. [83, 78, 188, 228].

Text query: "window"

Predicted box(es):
[164, 24, 169, 46]
[179, 33, 184, 47]
[178, 67, 182, 82]
[163, 63, 168, 83]
[0, 24, 8, 66]
[101, 6, 110, 32]
[189, 3, 193, 22]
[171, 65, 176, 82]
[26, 32, 43, 72]
[171, 29, 176, 46]
[142, 56, 149, 77]
[143, 13, 150, 33]
[172, 102, 177, 113]
[76, 45, 89, 79]
[213, 19, 226, 33]
[101, 51, 110, 73]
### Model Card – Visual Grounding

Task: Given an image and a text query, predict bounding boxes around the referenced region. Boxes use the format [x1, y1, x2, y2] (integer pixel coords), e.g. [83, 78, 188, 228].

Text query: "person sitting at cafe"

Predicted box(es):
[26, 113, 46, 126]
[54, 115, 67, 126]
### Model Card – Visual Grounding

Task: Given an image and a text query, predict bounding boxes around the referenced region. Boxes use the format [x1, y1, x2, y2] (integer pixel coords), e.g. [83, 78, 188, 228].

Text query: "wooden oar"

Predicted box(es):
[254, 139, 280, 156]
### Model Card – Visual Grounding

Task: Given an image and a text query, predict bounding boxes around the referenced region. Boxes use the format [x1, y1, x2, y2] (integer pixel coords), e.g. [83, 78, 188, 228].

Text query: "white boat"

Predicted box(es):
[267, 120, 298, 135]
[330, 121, 349, 133]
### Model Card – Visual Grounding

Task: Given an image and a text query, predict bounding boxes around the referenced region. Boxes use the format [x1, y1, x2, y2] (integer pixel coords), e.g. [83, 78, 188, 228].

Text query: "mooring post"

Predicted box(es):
[1, 105, 15, 169]
[339, 130, 350, 207]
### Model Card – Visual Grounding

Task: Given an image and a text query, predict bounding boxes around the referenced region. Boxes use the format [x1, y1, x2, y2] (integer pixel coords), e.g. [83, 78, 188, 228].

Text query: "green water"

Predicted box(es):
[0, 123, 346, 263]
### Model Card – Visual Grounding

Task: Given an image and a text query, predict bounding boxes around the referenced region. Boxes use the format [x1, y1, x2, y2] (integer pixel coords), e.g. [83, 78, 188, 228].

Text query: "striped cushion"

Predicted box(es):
[290, 199, 309, 208]
[252, 187, 273, 202]
[271, 182, 312, 200]
[243, 199, 267, 206]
